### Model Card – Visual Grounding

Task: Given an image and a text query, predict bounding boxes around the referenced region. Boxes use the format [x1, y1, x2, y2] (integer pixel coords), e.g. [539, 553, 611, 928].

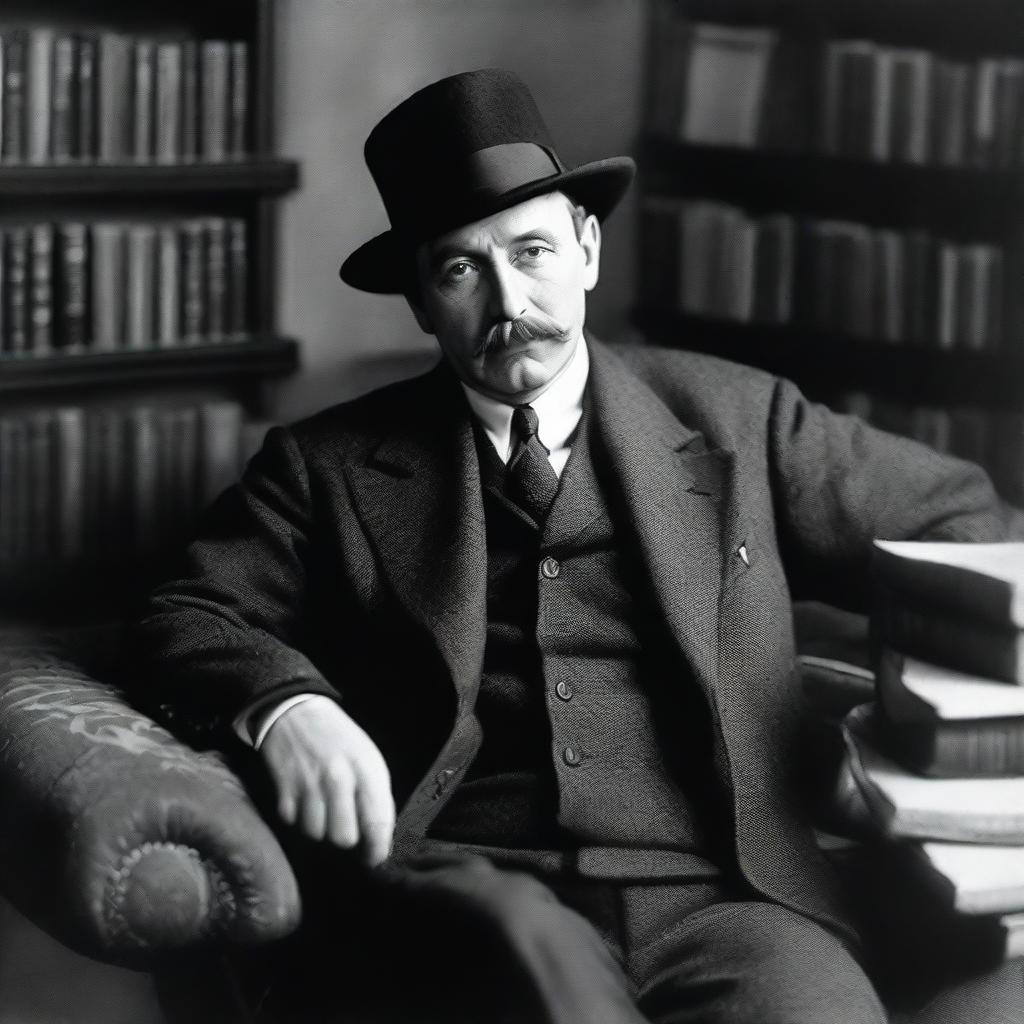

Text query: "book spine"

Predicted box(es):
[98, 33, 131, 162]
[76, 33, 97, 160]
[197, 401, 243, 504]
[931, 60, 970, 167]
[8, 417, 29, 563]
[97, 409, 126, 561]
[180, 219, 205, 342]
[56, 222, 88, 352]
[4, 226, 29, 355]
[994, 60, 1024, 170]
[125, 223, 156, 349]
[90, 222, 125, 349]
[180, 40, 198, 162]
[936, 243, 959, 350]
[2, 29, 26, 163]
[51, 405, 86, 561]
[204, 217, 228, 340]
[872, 230, 905, 343]
[889, 49, 933, 165]
[127, 405, 159, 556]
[226, 218, 248, 338]
[50, 34, 76, 162]
[26, 410, 52, 561]
[155, 42, 182, 165]
[200, 40, 229, 161]
[0, 418, 13, 564]
[972, 58, 1000, 169]
[228, 41, 248, 158]
[25, 27, 53, 164]
[29, 222, 53, 356]
[156, 224, 181, 346]
[132, 39, 155, 162]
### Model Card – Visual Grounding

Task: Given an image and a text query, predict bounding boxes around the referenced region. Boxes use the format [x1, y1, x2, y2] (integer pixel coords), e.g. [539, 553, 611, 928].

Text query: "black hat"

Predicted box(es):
[339, 68, 635, 294]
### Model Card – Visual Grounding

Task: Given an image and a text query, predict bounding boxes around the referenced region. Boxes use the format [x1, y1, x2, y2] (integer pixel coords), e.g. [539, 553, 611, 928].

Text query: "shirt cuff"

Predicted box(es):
[233, 693, 321, 750]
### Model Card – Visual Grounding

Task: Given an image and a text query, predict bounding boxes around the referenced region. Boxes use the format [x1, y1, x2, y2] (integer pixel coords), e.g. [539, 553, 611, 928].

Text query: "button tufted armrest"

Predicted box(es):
[0, 625, 301, 966]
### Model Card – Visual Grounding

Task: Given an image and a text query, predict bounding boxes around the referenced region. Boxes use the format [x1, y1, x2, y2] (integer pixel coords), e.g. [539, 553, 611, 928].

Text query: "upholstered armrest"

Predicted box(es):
[0, 626, 300, 965]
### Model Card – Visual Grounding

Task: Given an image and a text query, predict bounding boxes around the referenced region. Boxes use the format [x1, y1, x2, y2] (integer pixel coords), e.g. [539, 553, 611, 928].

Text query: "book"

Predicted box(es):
[875, 647, 1024, 777]
[4, 226, 29, 355]
[873, 540, 1024, 630]
[25, 410, 52, 560]
[958, 245, 1003, 352]
[51, 406, 86, 561]
[229, 41, 248, 158]
[56, 223, 89, 352]
[226, 218, 248, 337]
[125, 405, 160, 555]
[91, 222, 126, 349]
[872, 230, 905, 343]
[910, 841, 1024, 916]
[25, 27, 53, 164]
[888, 48, 933, 165]
[994, 60, 1024, 170]
[197, 401, 243, 503]
[842, 704, 1024, 842]
[1, 29, 27, 162]
[50, 34, 77, 162]
[28, 222, 54, 355]
[204, 218, 228, 339]
[680, 23, 777, 147]
[971, 58, 1000, 169]
[180, 40, 198, 162]
[97, 32, 132, 162]
[936, 242, 960, 350]
[156, 224, 181, 345]
[180, 219, 205, 341]
[133, 39, 155, 162]
[77, 33, 98, 160]
[155, 42, 182, 164]
[821, 39, 877, 159]
[125, 223, 156, 349]
[200, 40, 230, 161]
[751, 214, 794, 325]
[931, 60, 970, 167]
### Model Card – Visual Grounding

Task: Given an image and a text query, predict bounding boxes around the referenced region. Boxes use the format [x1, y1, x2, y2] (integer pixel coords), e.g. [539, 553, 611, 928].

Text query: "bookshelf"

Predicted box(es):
[0, 0, 299, 619]
[638, 0, 1024, 505]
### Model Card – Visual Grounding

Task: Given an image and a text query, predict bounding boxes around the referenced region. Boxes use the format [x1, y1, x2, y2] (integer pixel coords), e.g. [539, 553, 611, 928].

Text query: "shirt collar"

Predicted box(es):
[460, 334, 590, 461]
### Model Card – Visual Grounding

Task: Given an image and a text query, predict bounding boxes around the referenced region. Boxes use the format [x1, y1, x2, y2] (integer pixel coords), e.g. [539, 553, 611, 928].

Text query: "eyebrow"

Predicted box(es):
[427, 227, 559, 271]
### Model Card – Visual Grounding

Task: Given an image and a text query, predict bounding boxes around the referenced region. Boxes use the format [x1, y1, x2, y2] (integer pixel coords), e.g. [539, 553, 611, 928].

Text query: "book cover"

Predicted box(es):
[936, 242, 960, 350]
[125, 222, 156, 349]
[872, 230, 905, 343]
[50, 34, 76, 162]
[25, 27, 53, 164]
[751, 214, 794, 325]
[25, 409, 52, 561]
[958, 245, 1003, 352]
[28, 222, 54, 356]
[931, 60, 970, 167]
[821, 40, 877, 159]
[76, 33, 97, 161]
[843, 704, 1024, 842]
[156, 224, 181, 346]
[56, 222, 89, 352]
[228, 41, 248, 158]
[994, 59, 1024, 170]
[90, 222, 126, 349]
[678, 200, 731, 317]
[155, 41, 182, 164]
[1, 29, 27, 162]
[716, 209, 755, 322]
[971, 58, 1000, 169]
[680, 23, 777, 148]
[912, 841, 1024, 916]
[4, 226, 29, 355]
[200, 40, 230, 161]
[97, 32, 132, 162]
[888, 48, 933, 165]
[873, 540, 1024, 629]
[132, 39, 155, 162]
[180, 40, 198, 162]
[125, 405, 160, 555]
[226, 217, 248, 337]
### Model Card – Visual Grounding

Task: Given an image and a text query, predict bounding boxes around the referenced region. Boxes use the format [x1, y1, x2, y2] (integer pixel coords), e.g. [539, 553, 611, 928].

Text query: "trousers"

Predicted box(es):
[254, 848, 888, 1024]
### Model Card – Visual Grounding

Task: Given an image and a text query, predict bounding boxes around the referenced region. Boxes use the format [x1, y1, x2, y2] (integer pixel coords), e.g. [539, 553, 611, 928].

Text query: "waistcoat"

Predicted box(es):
[430, 403, 728, 866]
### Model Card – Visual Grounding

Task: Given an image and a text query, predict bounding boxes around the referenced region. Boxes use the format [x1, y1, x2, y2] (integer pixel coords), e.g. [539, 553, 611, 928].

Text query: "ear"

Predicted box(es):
[579, 214, 601, 292]
[405, 294, 435, 335]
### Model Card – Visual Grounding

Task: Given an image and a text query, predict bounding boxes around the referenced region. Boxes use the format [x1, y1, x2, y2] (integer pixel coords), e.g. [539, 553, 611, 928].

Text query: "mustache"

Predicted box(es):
[474, 311, 572, 357]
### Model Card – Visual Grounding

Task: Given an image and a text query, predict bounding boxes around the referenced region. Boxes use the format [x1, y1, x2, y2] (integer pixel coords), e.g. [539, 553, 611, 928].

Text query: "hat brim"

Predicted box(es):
[339, 156, 636, 294]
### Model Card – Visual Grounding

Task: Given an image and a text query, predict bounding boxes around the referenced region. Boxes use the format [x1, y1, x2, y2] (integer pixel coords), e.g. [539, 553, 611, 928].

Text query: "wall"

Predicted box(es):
[272, 0, 648, 421]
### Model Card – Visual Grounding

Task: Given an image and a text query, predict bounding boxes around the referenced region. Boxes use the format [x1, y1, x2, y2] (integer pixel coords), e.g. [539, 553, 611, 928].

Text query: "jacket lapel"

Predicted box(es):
[587, 340, 733, 701]
[346, 364, 487, 701]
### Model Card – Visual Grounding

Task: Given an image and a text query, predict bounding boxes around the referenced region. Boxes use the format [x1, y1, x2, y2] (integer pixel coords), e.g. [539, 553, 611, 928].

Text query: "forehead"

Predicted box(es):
[424, 192, 574, 255]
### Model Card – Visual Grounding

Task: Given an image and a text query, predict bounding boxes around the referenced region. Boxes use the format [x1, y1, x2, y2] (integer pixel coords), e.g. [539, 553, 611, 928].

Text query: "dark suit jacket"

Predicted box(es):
[132, 336, 1024, 945]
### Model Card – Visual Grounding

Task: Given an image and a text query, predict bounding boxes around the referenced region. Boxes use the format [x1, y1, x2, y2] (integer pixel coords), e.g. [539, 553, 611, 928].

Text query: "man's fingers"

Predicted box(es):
[354, 756, 396, 866]
[324, 761, 359, 849]
[299, 783, 328, 841]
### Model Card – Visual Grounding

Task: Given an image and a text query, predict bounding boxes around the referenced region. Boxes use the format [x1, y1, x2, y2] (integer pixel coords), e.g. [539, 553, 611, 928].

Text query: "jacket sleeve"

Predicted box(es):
[125, 425, 341, 746]
[766, 376, 1024, 610]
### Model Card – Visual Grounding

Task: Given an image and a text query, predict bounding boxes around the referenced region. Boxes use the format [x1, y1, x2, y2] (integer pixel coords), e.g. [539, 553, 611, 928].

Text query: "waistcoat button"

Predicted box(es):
[562, 746, 581, 766]
[540, 556, 560, 579]
[555, 680, 573, 701]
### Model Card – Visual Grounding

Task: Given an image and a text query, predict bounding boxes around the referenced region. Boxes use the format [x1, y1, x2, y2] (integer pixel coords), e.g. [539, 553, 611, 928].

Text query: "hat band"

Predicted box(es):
[464, 142, 565, 197]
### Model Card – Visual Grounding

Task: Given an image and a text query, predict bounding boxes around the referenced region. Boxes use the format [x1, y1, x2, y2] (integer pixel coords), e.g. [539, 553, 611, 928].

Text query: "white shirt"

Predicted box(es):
[238, 334, 591, 747]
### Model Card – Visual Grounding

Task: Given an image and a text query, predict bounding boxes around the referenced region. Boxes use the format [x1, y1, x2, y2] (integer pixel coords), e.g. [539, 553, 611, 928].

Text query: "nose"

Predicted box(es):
[486, 261, 528, 323]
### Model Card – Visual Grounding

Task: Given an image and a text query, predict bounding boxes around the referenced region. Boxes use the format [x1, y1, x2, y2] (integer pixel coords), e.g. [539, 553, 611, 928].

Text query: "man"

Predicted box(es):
[132, 70, 1024, 1022]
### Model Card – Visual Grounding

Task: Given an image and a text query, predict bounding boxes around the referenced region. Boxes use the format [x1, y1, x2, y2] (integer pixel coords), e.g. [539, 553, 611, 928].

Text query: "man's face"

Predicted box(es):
[412, 192, 601, 404]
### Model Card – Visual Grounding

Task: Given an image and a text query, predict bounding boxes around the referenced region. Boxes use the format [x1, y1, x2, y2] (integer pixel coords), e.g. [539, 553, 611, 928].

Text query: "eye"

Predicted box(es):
[441, 261, 476, 285]
[517, 245, 550, 263]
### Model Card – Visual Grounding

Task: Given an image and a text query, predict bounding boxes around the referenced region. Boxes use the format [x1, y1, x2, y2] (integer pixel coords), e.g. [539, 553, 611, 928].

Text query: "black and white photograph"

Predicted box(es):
[2, 1, 1024, 1021]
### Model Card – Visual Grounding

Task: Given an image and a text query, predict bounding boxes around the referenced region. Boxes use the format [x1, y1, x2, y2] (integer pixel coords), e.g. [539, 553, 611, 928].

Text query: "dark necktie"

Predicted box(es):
[507, 404, 559, 523]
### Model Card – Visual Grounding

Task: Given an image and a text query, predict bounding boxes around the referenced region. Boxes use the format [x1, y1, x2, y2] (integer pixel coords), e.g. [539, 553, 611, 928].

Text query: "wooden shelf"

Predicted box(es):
[0, 159, 300, 198]
[0, 337, 300, 394]
[640, 138, 1019, 231]
[633, 309, 1024, 409]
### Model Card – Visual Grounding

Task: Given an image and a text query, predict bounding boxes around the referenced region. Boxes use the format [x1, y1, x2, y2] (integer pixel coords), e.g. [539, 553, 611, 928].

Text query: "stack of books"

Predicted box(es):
[836, 540, 1024, 966]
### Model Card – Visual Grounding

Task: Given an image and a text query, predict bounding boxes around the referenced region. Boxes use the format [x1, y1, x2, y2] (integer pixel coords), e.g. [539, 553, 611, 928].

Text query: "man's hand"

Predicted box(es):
[260, 695, 395, 865]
